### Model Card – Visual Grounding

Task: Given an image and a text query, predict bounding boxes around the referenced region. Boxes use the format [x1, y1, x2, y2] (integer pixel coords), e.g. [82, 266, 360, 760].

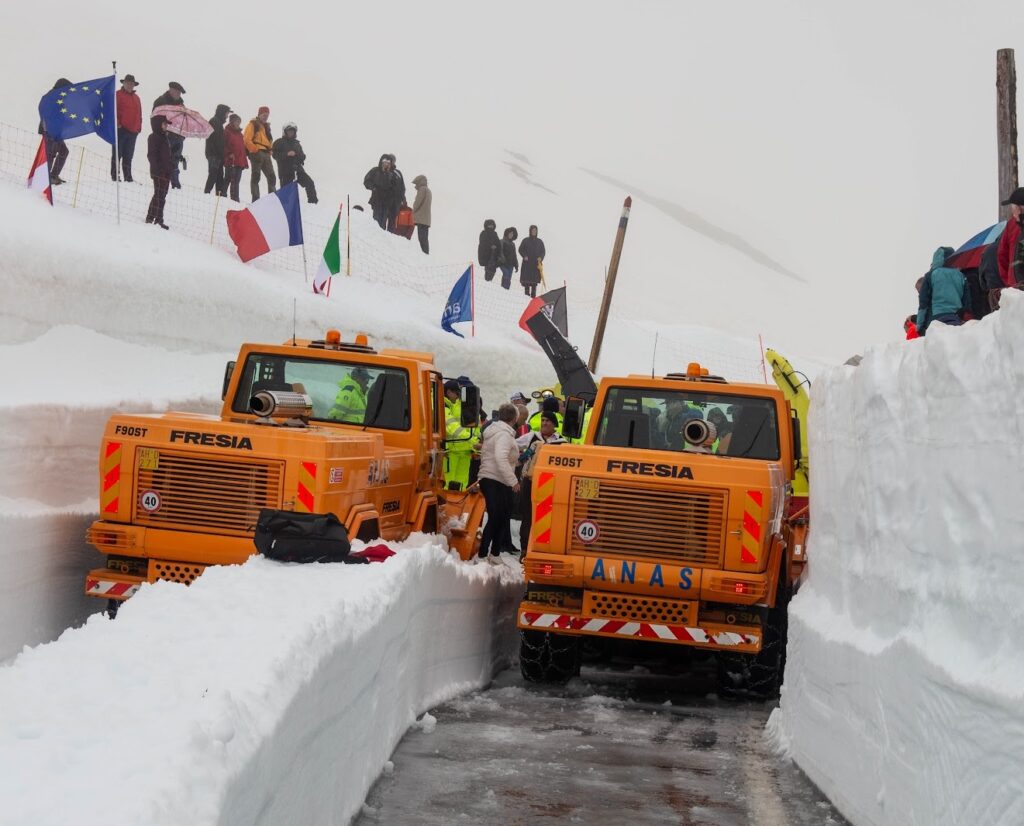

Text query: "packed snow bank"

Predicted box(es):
[0, 537, 522, 826]
[771, 292, 1024, 826]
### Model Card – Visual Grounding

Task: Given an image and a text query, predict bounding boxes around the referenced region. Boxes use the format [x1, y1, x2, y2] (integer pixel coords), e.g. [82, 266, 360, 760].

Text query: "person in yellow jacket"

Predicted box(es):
[328, 367, 369, 423]
[568, 406, 593, 445]
[443, 379, 479, 490]
[528, 396, 563, 433]
[244, 106, 276, 202]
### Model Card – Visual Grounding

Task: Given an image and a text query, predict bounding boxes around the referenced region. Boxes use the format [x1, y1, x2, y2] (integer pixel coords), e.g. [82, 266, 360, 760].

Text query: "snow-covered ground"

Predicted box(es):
[770, 293, 1024, 826]
[0, 536, 522, 826]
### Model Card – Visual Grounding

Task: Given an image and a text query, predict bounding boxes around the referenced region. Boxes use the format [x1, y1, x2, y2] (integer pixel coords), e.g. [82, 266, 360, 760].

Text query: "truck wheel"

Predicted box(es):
[519, 630, 581, 684]
[717, 589, 789, 701]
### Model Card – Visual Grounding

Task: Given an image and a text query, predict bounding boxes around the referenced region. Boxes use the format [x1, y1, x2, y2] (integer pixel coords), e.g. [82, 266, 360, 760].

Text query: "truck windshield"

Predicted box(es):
[594, 386, 780, 460]
[231, 353, 411, 430]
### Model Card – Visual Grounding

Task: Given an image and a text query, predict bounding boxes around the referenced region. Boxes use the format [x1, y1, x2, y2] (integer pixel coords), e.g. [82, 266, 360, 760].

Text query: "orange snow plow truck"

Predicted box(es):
[84, 332, 485, 615]
[517, 363, 809, 698]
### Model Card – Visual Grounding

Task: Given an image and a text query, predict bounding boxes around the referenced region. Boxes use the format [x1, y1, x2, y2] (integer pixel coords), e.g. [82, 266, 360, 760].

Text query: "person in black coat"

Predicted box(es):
[499, 227, 519, 290]
[518, 224, 546, 297]
[364, 154, 403, 230]
[151, 81, 186, 188]
[478, 219, 501, 282]
[204, 103, 231, 196]
[272, 123, 318, 204]
[146, 115, 173, 229]
[39, 77, 72, 185]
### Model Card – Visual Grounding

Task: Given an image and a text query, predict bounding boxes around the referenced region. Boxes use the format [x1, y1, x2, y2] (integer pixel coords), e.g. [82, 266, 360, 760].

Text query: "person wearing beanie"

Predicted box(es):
[222, 114, 248, 202]
[204, 104, 232, 196]
[145, 115, 173, 229]
[515, 410, 567, 555]
[363, 154, 403, 230]
[244, 106, 276, 201]
[528, 395, 563, 432]
[272, 122, 318, 204]
[151, 82, 187, 188]
[519, 224, 546, 298]
[477, 219, 500, 283]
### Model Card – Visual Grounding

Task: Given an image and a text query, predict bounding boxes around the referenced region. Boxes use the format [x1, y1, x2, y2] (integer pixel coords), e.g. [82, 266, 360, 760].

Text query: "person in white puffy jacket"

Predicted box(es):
[476, 403, 520, 563]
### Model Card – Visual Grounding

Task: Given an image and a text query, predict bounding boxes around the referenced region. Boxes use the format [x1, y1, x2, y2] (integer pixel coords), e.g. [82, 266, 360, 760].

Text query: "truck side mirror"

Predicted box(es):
[563, 397, 587, 441]
[460, 384, 480, 427]
[791, 412, 802, 462]
[222, 361, 236, 400]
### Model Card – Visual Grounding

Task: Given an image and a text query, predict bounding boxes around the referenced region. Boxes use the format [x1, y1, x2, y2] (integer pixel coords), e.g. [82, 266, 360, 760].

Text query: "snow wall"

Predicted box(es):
[771, 292, 1024, 826]
[0, 537, 522, 825]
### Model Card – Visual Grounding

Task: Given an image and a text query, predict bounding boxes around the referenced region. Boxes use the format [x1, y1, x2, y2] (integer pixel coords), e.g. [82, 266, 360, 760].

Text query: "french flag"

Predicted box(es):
[27, 137, 52, 205]
[226, 182, 304, 262]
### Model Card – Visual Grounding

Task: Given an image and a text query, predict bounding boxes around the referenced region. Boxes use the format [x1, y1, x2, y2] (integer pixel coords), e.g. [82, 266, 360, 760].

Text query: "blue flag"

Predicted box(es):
[38, 76, 117, 144]
[441, 267, 473, 338]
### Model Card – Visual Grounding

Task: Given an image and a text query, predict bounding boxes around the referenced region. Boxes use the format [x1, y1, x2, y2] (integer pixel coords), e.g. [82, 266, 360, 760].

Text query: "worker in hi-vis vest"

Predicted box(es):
[443, 378, 479, 490]
[328, 367, 370, 423]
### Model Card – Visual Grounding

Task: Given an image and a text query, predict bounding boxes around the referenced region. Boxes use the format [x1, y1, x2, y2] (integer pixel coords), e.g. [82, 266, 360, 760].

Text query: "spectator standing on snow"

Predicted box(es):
[145, 115, 172, 229]
[364, 154, 402, 230]
[204, 104, 231, 196]
[244, 106, 276, 201]
[222, 114, 248, 203]
[39, 77, 72, 186]
[388, 153, 407, 224]
[917, 247, 969, 334]
[272, 123, 318, 204]
[478, 219, 501, 282]
[519, 224, 546, 297]
[412, 175, 431, 253]
[499, 227, 519, 290]
[979, 235, 1004, 312]
[515, 411, 567, 555]
[152, 82, 187, 188]
[111, 74, 142, 182]
[997, 188, 1024, 289]
[476, 403, 520, 563]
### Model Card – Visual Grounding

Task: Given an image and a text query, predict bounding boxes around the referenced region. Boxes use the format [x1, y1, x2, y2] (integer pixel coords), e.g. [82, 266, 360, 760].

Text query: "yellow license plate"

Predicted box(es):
[138, 448, 160, 470]
[576, 478, 600, 500]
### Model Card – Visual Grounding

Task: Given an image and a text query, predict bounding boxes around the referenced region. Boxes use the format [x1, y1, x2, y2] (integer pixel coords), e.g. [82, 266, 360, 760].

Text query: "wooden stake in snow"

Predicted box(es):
[997, 48, 1019, 219]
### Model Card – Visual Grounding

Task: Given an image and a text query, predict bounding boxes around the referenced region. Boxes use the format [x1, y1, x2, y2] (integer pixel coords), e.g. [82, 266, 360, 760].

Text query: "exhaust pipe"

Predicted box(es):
[250, 390, 313, 422]
[683, 418, 717, 447]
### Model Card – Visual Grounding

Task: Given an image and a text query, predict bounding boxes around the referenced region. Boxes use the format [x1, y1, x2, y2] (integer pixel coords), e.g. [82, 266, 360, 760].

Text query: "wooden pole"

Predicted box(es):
[71, 146, 85, 209]
[997, 48, 1019, 219]
[209, 194, 220, 244]
[346, 193, 352, 276]
[588, 196, 632, 374]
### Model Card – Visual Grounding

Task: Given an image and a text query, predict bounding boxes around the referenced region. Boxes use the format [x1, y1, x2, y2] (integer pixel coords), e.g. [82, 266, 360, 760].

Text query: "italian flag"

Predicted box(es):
[314, 213, 341, 295]
[27, 137, 53, 205]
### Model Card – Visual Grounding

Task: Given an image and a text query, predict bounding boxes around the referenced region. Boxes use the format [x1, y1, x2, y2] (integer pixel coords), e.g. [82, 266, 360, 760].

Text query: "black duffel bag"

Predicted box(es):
[254, 509, 352, 564]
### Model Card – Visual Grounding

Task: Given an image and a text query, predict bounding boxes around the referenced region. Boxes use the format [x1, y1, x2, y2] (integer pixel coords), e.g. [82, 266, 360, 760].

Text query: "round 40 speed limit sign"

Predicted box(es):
[574, 519, 600, 544]
[139, 489, 162, 513]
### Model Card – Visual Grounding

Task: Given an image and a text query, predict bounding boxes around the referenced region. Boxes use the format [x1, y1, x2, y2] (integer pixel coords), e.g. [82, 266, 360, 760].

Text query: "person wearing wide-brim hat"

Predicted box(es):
[998, 187, 1024, 288]
[111, 74, 142, 183]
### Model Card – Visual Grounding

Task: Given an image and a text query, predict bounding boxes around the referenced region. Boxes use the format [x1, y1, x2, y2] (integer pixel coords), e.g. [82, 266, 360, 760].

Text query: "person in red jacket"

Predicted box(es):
[997, 188, 1024, 287]
[110, 74, 142, 183]
[223, 114, 249, 203]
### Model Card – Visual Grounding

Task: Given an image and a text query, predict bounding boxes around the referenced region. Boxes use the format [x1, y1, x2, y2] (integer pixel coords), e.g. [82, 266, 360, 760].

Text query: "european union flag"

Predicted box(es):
[38, 75, 117, 144]
[441, 267, 474, 338]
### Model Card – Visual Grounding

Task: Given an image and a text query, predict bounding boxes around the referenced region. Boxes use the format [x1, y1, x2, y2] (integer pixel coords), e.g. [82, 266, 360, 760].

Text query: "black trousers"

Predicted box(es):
[110, 128, 138, 181]
[417, 223, 429, 254]
[204, 157, 225, 195]
[524, 283, 537, 298]
[518, 475, 534, 554]
[46, 136, 68, 178]
[167, 133, 184, 187]
[479, 477, 513, 557]
[224, 167, 243, 201]
[146, 176, 170, 224]
[281, 165, 318, 203]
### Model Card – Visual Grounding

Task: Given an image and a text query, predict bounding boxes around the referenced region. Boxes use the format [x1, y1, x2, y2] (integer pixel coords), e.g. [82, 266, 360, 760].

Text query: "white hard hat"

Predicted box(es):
[283, 122, 298, 131]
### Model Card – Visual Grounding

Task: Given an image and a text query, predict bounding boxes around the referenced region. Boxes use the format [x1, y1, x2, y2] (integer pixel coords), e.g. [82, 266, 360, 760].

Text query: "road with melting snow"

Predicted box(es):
[355, 664, 846, 825]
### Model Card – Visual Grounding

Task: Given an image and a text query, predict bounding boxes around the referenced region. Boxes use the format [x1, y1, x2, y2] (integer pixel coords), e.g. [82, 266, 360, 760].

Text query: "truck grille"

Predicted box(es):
[571, 479, 726, 566]
[135, 451, 283, 535]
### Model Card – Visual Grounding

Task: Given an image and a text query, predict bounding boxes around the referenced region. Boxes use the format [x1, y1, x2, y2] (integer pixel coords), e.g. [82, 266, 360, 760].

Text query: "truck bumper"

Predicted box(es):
[517, 601, 761, 653]
[85, 568, 144, 601]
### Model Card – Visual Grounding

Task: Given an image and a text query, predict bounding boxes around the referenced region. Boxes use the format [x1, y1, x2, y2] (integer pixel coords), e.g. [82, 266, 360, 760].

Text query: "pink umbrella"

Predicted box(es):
[152, 104, 213, 139]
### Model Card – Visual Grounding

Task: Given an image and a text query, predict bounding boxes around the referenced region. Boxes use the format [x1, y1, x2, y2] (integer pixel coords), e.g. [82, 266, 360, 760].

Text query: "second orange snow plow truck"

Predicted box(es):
[84, 331, 485, 614]
[517, 362, 808, 698]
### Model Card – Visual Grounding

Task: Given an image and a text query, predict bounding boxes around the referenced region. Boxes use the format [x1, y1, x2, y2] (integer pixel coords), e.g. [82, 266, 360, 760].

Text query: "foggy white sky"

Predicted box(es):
[0, 0, 1019, 362]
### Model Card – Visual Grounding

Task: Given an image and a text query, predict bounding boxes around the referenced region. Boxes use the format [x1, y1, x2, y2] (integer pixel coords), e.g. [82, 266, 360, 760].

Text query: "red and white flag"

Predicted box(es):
[27, 137, 53, 205]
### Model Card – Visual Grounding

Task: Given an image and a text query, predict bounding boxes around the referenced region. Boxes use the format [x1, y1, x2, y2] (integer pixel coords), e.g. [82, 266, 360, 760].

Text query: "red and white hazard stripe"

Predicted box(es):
[86, 578, 140, 599]
[27, 137, 53, 205]
[519, 612, 758, 647]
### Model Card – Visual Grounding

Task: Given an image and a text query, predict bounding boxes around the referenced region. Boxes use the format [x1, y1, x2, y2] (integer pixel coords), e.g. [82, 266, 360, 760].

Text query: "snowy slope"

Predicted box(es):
[769, 293, 1024, 826]
[0, 537, 522, 826]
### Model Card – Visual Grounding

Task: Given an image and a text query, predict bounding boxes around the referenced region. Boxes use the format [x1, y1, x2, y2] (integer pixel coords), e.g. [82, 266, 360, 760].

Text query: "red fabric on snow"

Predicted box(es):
[349, 544, 396, 563]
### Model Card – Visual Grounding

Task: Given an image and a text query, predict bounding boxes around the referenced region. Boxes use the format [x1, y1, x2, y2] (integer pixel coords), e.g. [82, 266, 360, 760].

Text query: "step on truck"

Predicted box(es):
[517, 362, 809, 698]
[85, 331, 485, 614]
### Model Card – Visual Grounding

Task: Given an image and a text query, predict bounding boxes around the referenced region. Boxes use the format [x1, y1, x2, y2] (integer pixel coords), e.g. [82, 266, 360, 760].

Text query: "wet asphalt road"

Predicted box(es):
[355, 664, 847, 826]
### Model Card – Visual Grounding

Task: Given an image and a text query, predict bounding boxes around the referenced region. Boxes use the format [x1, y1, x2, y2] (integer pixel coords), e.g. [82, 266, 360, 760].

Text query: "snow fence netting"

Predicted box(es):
[770, 292, 1024, 826]
[0, 537, 522, 825]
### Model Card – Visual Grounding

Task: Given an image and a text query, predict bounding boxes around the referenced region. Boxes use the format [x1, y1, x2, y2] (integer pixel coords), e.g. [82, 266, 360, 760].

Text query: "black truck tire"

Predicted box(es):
[519, 630, 581, 684]
[717, 585, 790, 700]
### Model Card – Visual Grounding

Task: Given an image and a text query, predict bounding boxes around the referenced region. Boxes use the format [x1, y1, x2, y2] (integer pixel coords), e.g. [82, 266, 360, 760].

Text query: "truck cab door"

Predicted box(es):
[427, 371, 446, 485]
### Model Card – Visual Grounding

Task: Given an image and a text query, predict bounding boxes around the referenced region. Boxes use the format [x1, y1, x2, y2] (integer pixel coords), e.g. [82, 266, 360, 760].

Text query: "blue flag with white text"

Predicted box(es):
[441, 267, 473, 338]
[38, 75, 117, 144]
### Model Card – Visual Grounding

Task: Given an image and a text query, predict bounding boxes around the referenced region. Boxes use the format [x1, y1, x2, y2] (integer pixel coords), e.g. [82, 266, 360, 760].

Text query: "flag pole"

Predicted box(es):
[112, 60, 121, 225]
[71, 147, 85, 209]
[470, 261, 476, 338]
[345, 193, 351, 276]
[563, 278, 569, 340]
